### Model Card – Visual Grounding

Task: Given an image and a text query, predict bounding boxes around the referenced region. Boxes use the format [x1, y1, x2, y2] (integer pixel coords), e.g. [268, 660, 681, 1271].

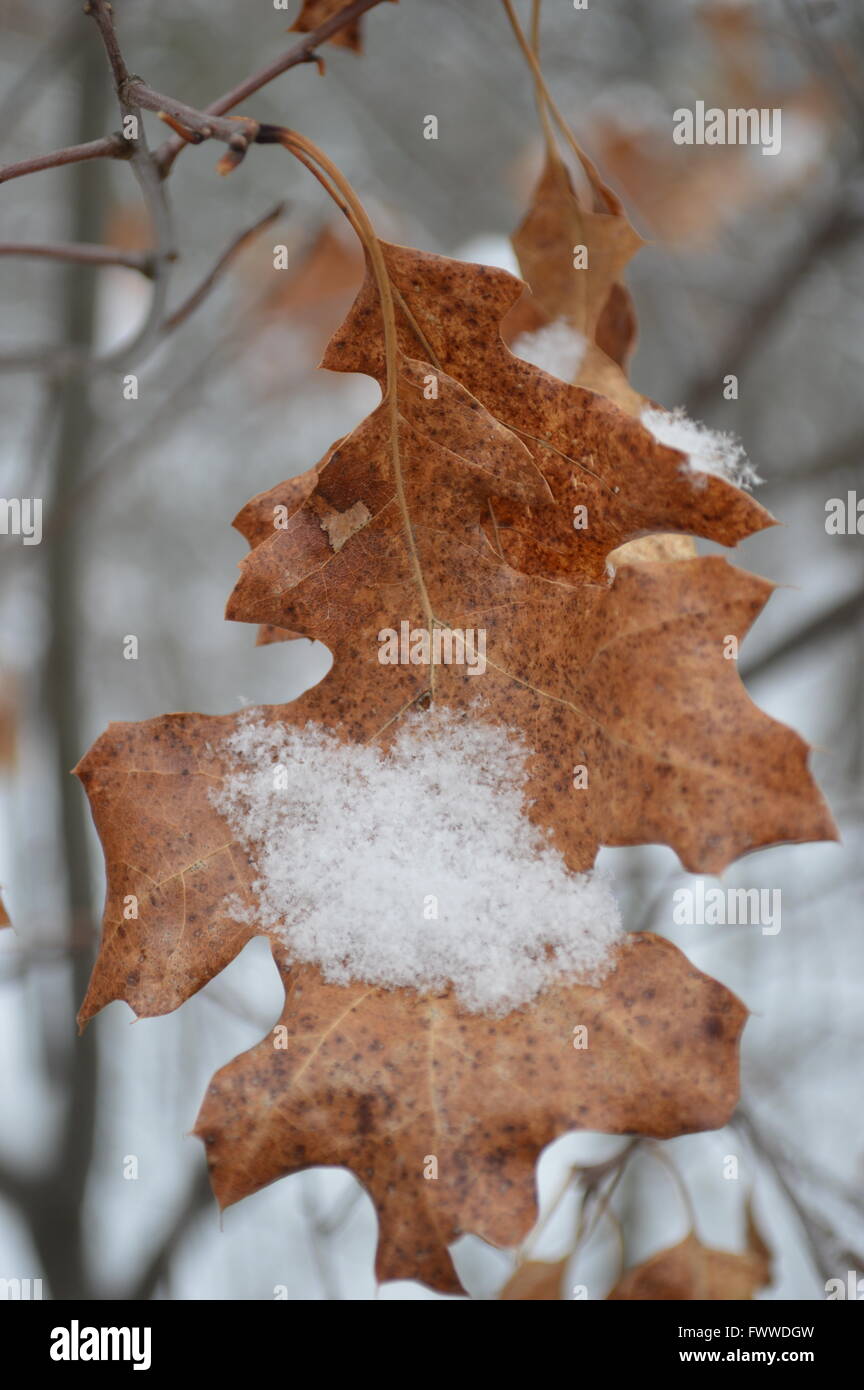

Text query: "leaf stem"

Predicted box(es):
[260, 124, 437, 694]
[500, 0, 623, 214]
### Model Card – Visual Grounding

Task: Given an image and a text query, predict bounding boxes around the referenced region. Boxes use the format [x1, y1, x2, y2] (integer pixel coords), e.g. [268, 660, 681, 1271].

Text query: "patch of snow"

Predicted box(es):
[512, 319, 588, 382]
[641, 405, 761, 490]
[213, 708, 622, 1015]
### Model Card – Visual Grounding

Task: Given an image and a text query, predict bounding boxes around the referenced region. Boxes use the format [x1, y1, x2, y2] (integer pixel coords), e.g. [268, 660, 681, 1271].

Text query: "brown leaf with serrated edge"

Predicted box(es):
[503, 153, 644, 416]
[76, 222, 831, 1295]
[596, 281, 639, 372]
[499, 1257, 568, 1300]
[503, 152, 693, 564]
[77, 278, 834, 1020]
[320, 244, 770, 583]
[227, 414, 833, 877]
[290, 0, 396, 52]
[505, 149, 695, 575]
[193, 936, 745, 1294]
[608, 1204, 772, 1300]
[512, 154, 643, 349]
[76, 560, 833, 1025]
[233, 469, 319, 643]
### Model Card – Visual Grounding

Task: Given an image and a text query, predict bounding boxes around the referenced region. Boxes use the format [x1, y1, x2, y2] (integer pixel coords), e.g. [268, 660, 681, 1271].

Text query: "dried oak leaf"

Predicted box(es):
[290, 0, 396, 52]
[225, 242, 833, 869]
[498, 1257, 569, 1301]
[511, 153, 642, 348]
[608, 1207, 772, 1300]
[502, 155, 693, 566]
[234, 468, 319, 643]
[228, 399, 833, 875]
[193, 937, 746, 1294]
[75, 238, 827, 1294]
[319, 242, 770, 583]
[503, 153, 645, 416]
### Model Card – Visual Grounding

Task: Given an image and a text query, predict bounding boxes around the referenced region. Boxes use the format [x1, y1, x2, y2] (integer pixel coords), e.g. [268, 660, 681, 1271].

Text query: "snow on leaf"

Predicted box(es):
[211, 710, 624, 1016]
[319, 242, 773, 583]
[642, 405, 761, 492]
[228, 369, 835, 874]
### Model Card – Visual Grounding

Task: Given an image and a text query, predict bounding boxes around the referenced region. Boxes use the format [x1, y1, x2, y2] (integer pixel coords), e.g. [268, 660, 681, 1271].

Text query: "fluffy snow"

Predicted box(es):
[212, 708, 622, 1015]
[512, 319, 587, 382]
[641, 405, 761, 490]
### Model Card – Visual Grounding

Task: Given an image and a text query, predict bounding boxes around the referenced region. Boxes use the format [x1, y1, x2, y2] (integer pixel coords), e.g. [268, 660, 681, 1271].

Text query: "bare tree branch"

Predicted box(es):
[0, 242, 156, 274]
[0, 134, 130, 184]
[129, 83, 259, 161]
[0, 0, 177, 376]
[86, 0, 176, 372]
[741, 585, 864, 683]
[125, 1168, 214, 1301]
[162, 200, 285, 331]
[0, 1, 390, 373]
[735, 1109, 864, 1283]
[683, 179, 864, 419]
[153, 0, 392, 176]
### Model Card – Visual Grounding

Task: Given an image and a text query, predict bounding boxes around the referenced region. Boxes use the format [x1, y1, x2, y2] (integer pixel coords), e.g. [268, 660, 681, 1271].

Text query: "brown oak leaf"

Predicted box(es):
[510, 153, 642, 346]
[498, 1257, 569, 1300]
[193, 936, 746, 1293]
[502, 153, 696, 567]
[75, 231, 831, 1296]
[503, 153, 645, 415]
[225, 320, 833, 874]
[76, 243, 834, 1009]
[608, 1208, 772, 1300]
[290, 0, 396, 53]
[319, 243, 771, 582]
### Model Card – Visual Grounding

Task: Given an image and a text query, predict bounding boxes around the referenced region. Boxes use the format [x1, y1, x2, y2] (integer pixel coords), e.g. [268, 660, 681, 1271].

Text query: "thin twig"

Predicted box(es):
[0, 1, 179, 377]
[683, 181, 864, 417]
[162, 201, 285, 332]
[0, 0, 396, 373]
[87, 0, 176, 370]
[83, 0, 132, 91]
[734, 1109, 862, 1285]
[124, 1167, 214, 1301]
[0, 242, 156, 274]
[127, 82, 259, 161]
[0, 134, 130, 184]
[153, 0, 392, 176]
[741, 586, 864, 683]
